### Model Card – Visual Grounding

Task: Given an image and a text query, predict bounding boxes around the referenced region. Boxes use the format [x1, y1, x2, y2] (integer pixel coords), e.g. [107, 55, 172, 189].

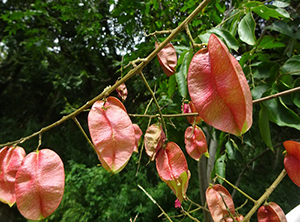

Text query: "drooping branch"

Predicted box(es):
[0, 0, 212, 147]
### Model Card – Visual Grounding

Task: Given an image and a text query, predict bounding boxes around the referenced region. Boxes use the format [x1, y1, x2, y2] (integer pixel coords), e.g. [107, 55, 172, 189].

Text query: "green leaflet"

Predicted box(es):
[198, 27, 239, 51]
[272, 1, 289, 8]
[281, 55, 300, 75]
[292, 78, 300, 108]
[253, 61, 280, 79]
[225, 139, 244, 164]
[252, 5, 290, 20]
[215, 154, 226, 185]
[168, 74, 176, 97]
[259, 104, 273, 151]
[238, 11, 256, 45]
[267, 21, 295, 38]
[175, 48, 193, 98]
[264, 97, 300, 131]
[257, 36, 285, 49]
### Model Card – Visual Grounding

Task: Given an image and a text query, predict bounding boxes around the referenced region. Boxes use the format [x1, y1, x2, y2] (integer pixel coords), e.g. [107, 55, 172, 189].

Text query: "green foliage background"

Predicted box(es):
[0, 0, 300, 221]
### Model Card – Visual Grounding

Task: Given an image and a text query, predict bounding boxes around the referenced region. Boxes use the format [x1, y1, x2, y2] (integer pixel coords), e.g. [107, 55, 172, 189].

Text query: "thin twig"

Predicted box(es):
[128, 113, 198, 118]
[36, 133, 42, 151]
[72, 117, 97, 154]
[146, 30, 173, 37]
[137, 184, 173, 222]
[216, 174, 256, 203]
[185, 24, 206, 49]
[180, 207, 201, 222]
[139, 71, 168, 138]
[252, 86, 300, 104]
[187, 197, 209, 212]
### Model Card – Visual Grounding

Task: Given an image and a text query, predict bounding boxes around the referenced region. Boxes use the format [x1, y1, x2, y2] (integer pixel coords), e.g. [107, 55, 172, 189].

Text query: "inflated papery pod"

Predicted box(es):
[144, 123, 166, 161]
[155, 42, 177, 77]
[188, 34, 252, 136]
[283, 140, 300, 186]
[116, 82, 128, 101]
[0, 146, 26, 206]
[156, 142, 190, 203]
[88, 99, 136, 173]
[182, 101, 202, 125]
[100, 96, 141, 153]
[257, 202, 287, 222]
[184, 126, 208, 161]
[206, 184, 244, 222]
[15, 149, 64, 221]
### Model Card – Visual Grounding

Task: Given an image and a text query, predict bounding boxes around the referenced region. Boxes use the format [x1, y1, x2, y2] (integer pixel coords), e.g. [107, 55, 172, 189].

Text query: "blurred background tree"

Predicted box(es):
[0, 0, 300, 221]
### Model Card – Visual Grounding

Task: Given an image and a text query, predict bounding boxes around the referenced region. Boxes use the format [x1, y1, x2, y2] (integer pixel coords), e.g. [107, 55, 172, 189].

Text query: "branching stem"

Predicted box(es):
[216, 174, 256, 203]
[137, 184, 173, 222]
[139, 71, 168, 138]
[242, 169, 287, 222]
[72, 117, 97, 154]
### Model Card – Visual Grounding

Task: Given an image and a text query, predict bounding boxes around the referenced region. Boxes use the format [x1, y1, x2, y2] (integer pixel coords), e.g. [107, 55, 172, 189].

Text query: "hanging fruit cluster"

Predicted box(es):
[86, 34, 255, 217]
[2, 32, 297, 221]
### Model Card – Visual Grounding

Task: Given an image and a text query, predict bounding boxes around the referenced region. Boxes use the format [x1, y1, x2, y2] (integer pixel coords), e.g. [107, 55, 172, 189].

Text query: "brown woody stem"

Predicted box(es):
[252, 86, 300, 104]
[242, 169, 287, 222]
[129, 113, 198, 118]
[146, 30, 173, 37]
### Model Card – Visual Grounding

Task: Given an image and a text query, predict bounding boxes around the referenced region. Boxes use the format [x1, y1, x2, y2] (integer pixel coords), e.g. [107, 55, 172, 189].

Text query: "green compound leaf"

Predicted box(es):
[238, 11, 256, 45]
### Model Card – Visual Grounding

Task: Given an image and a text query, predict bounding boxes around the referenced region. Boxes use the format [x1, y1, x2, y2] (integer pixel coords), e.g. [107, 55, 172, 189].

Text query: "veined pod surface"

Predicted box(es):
[206, 184, 235, 222]
[283, 140, 300, 186]
[156, 142, 190, 202]
[188, 34, 252, 136]
[156, 42, 177, 77]
[15, 149, 64, 221]
[257, 202, 287, 222]
[184, 126, 208, 161]
[0, 146, 26, 206]
[144, 123, 165, 161]
[88, 101, 136, 173]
